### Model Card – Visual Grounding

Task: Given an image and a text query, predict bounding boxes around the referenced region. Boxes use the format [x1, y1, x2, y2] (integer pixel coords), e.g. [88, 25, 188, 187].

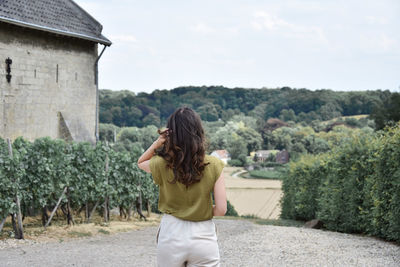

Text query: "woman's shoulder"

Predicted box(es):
[205, 155, 225, 167]
[151, 155, 164, 163]
[150, 155, 167, 169]
[205, 155, 225, 181]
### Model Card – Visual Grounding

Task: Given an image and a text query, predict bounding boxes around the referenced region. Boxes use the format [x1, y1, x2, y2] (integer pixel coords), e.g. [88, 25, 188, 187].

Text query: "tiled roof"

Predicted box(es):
[211, 150, 230, 159]
[0, 0, 111, 45]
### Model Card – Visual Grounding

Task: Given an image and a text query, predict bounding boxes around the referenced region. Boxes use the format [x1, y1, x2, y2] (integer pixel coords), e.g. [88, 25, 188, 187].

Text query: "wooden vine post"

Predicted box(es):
[87, 199, 99, 223]
[147, 200, 151, 217]
[136, 176, 146, 221]
[0, 217, 7, 233]
[7, 138, 24, 239]
[66, 187, 75, 225]
[103, 154, 109, 222]
[44, 186, 68, 228]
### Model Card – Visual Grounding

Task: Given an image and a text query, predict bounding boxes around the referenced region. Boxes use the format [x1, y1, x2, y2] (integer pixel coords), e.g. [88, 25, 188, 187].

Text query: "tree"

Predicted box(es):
[208, 121, 239, 152]
[279, 109, 297, 122]
[117, 127, 141, 143]
[140, 125, 159, 150]
[236, 126, 262, 153]
[318, 103, 342, 121]
[99, 123, 120, 142]
[142, 113, 161, 127]
[124, 107, 143, 126]
[227, 135, 247, 160]
[370, 93, 400, 130]
[197, 104, 220, 122]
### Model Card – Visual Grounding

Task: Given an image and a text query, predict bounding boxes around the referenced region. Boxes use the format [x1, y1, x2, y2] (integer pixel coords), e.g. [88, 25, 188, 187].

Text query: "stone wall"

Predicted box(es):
[0, 22, 98, 143]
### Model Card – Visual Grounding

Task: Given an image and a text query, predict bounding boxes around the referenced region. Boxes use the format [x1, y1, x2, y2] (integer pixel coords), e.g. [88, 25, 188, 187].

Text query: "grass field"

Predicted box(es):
[224, 167, 283, 220]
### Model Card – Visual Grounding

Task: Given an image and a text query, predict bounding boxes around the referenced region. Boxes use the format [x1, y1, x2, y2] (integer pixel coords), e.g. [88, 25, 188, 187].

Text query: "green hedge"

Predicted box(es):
[281, 154, 327, 221]
[247, 169, 284, 180]
[281, 125, 400, 242]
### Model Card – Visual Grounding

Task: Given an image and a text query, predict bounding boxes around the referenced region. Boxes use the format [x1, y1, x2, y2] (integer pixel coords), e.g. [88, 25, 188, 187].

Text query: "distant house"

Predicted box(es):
[254, 150, 278, 162]
[211, 150, 230, 164]
[276, 150, 290, 164]
[0, 0, 111, 143]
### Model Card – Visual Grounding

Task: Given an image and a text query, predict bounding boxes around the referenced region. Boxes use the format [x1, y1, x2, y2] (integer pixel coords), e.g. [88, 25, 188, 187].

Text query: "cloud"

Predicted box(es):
[190, 23, 216, 34]
[360, 33, 397, 53]
[189, 22, 239, 36]
[108, 34, 138, 43]
[252, 11, 291, 31]
[365, 16, 388, 25]
[251, 11, 327, 43]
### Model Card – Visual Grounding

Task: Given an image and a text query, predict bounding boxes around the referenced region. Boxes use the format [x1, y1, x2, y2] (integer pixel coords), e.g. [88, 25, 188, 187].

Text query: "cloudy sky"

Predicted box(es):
[76, 0, 399, 93]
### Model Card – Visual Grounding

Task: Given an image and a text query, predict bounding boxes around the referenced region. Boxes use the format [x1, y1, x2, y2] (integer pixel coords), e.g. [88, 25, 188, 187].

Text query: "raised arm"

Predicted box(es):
[213, 172, 227, 216]
[137, 142, 158, 173]
[137, 129, 168, 173]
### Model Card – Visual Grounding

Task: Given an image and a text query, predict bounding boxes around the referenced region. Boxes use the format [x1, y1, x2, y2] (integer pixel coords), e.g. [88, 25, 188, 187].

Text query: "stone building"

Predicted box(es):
[0, 0, 111, 143]
[254, 150, 277, 162]
[276, 150, 289, 164]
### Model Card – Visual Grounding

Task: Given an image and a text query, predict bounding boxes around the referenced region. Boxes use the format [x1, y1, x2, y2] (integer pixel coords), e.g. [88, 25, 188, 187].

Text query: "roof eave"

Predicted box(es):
[0, 16, 112, 46]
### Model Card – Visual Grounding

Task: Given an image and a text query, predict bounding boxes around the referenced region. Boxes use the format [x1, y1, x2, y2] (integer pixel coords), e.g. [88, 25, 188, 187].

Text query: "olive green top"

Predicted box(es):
[149, 154, 225, 221]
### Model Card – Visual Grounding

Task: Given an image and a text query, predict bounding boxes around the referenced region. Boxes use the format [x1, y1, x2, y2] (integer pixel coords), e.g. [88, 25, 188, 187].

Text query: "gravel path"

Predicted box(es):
[0, 219, 399, 267]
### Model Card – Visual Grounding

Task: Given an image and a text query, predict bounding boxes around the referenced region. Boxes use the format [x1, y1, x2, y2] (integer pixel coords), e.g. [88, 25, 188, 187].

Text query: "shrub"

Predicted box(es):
[281, 154, 327, 221]
[225, 200, 238, 216]
[317, 134, 376, 233]
[260, 162, 283, 168]
[281, 124, 400, 242]
[367, 126, 400, 241]
[228, 159, 243, 167]
[248, 169, 283, 180]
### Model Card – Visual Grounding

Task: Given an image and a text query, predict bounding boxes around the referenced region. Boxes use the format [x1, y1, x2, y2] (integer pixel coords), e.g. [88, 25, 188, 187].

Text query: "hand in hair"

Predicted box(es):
[153, 128, 169, 149]
[137, 128, 169, 173]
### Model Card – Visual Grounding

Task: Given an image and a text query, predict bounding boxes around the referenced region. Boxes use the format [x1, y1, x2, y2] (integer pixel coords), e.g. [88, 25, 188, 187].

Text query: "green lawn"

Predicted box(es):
[239, 166, 288, 180]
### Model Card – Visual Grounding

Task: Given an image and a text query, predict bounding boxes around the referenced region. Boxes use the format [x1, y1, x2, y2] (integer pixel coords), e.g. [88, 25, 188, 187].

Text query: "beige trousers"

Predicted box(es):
[156, 214, 220, 267]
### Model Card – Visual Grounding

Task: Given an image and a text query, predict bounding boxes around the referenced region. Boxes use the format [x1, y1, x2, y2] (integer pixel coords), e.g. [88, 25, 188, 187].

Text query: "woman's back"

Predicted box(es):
[150, 154, 225, 221]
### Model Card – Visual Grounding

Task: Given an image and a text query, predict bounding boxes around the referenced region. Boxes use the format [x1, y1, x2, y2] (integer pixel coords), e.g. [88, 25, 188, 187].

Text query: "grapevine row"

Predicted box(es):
[0, 137, 158, 238]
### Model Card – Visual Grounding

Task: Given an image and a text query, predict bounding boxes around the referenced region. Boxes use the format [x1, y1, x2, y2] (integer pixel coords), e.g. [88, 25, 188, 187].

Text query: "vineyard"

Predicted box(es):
[0, 137, 158, 239]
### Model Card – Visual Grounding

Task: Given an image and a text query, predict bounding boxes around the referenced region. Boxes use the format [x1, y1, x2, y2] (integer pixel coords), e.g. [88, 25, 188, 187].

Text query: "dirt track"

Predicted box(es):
[1, 219, 399, 266]
[224, 167, 282, 219]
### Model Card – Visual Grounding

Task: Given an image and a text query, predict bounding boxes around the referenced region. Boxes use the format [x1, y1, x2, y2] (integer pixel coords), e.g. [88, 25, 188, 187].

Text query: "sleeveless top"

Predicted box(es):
[149, 154, 225, 221]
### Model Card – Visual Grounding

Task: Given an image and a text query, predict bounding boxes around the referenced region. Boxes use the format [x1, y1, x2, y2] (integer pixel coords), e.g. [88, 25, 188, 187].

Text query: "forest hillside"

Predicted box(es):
[99, 86, 391, 127]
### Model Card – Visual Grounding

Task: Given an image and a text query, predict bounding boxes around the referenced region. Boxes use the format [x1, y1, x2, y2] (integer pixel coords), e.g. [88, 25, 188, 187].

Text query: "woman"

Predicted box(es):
[138, 107, 227, 267]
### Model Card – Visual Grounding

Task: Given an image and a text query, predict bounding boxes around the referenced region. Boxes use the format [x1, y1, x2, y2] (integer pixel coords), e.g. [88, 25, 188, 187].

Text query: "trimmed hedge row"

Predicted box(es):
[281, 125, 400, 242]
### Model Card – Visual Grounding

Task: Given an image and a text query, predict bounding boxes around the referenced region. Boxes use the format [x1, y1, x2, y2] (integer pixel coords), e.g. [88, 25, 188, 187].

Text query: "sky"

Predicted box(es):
[76, 0, 400, 94]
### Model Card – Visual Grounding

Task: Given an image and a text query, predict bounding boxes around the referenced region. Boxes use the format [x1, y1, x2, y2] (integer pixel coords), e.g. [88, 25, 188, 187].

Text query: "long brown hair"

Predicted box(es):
[157, 107, 209, 187]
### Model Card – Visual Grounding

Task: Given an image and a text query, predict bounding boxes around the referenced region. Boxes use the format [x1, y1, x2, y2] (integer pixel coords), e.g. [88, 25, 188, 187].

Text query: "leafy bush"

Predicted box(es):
[0, 138, 18, 219]
[281, 154, 327, 221]
[281, 124, 400, 242]
[260, 162, 283, 168]
[317, 134, 376, 233]
[247, 169, 284, 180]
[226, 200, 238, 216]
[228, 159, 243, 167]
